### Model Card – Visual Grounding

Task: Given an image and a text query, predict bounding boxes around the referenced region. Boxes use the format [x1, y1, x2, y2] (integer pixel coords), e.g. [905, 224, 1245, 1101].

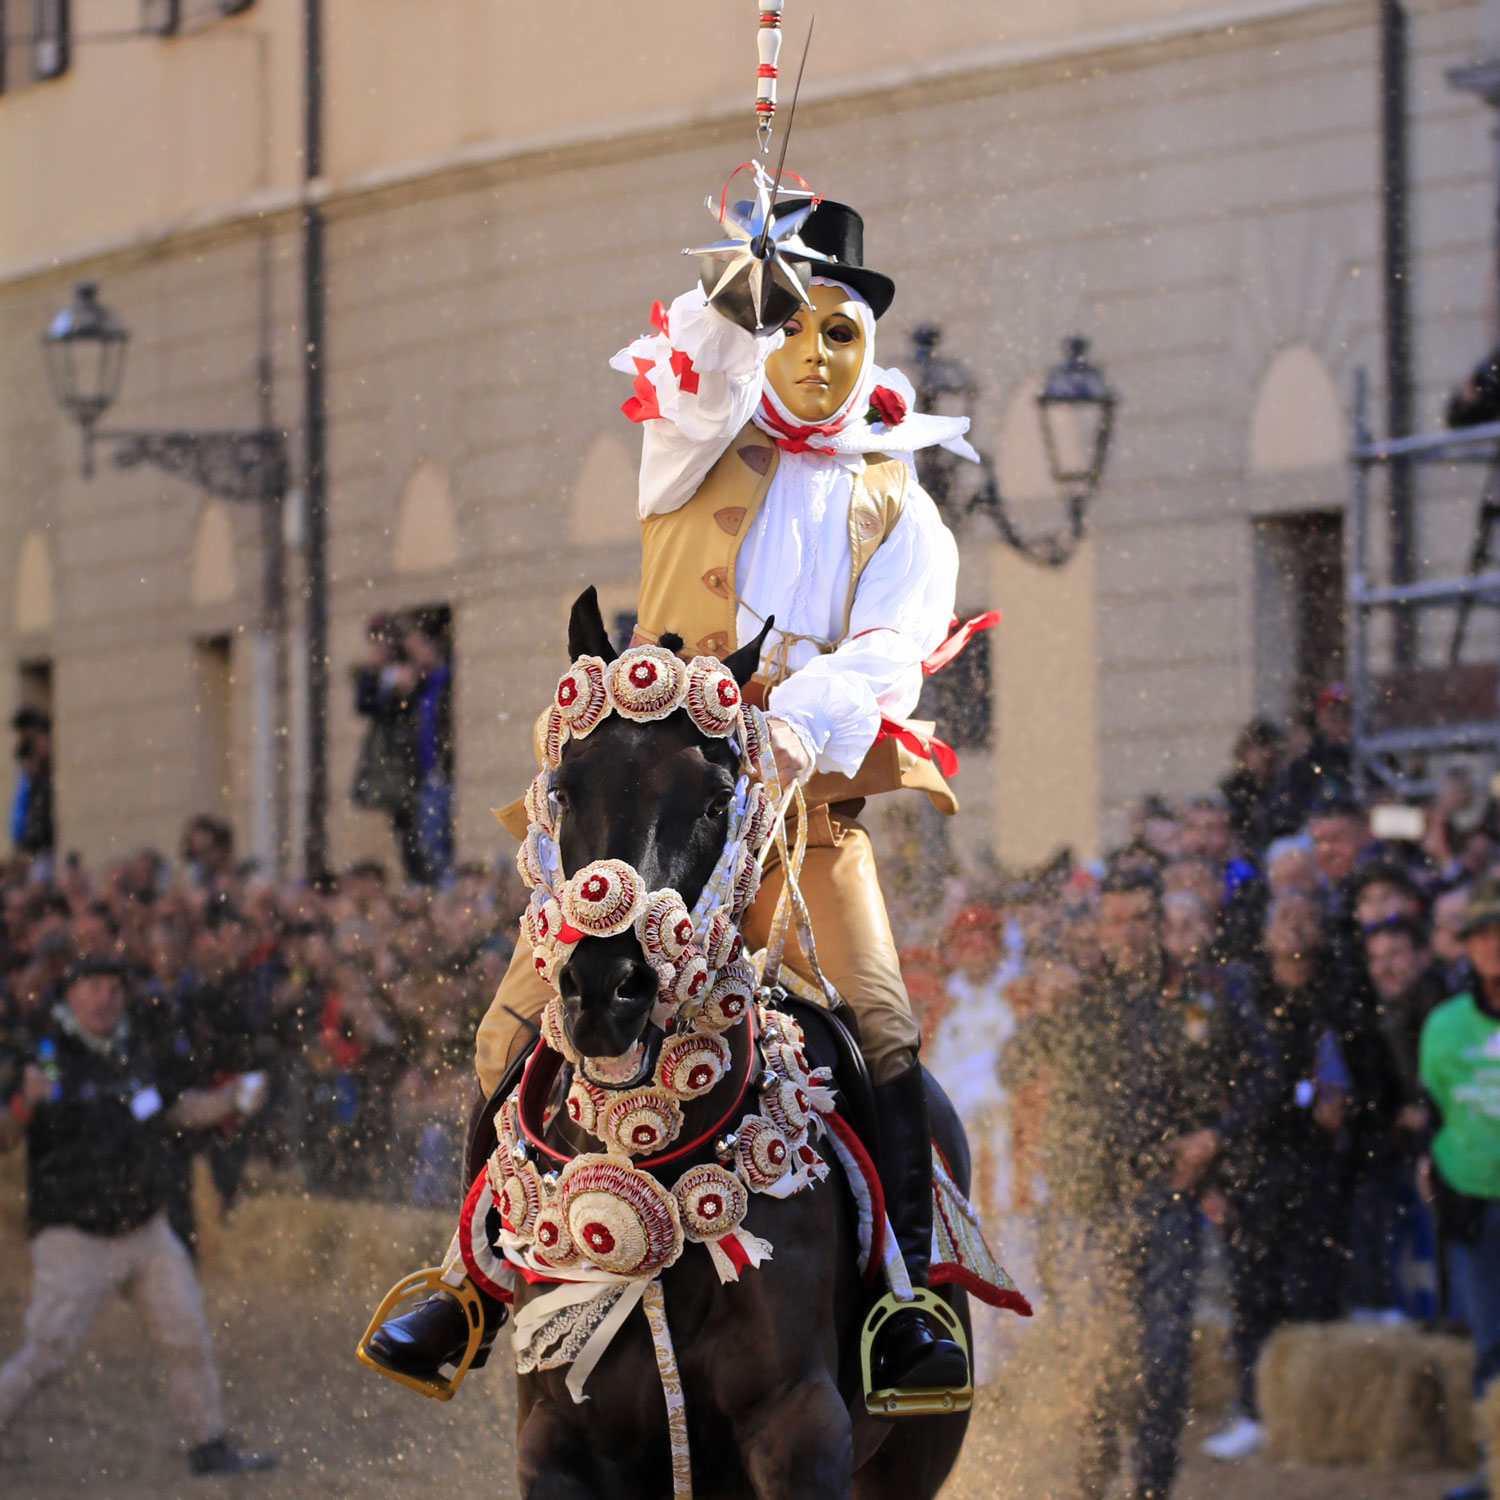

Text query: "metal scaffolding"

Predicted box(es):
[1349, 369, 1500, 797]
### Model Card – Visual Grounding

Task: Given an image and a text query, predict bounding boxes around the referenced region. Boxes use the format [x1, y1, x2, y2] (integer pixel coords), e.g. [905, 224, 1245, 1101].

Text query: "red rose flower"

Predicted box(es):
[867, 385, 907, 428]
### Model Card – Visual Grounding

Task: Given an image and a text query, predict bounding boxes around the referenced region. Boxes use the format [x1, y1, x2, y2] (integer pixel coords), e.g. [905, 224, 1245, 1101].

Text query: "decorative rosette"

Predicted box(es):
[516, 828, 551, 892]
[560, 1155, 684, 1277]
[636, 890, 694, 966]
[728, 843, 762, 915]
[522, 892, 565, 952]
[657, 1032, 731, 1100]
[672, 951, 712, 1008]
[700, 907, 742, 971]
[699, 961, 756, 1031]
[523, 771, 556, 836]
[560, 859, 647, 938]
[530, 1201, 580, 1268]
[684, 657, 743, 738]
[673, 1164, 748, 1243]
[599, 1087, 684, 1158]
[741, 781, 775, 854]
[555, 655, 609, 737]
[605, 646, 687, 722]
[761, 1073, 814, 1142]
[737, 706, 768, 775]
[494, 1097, 523, 1159]
[496, 1157, 543, 1236]
[734, 1115, 793, 1191]
[531, 941, 567, 989]
[565, 1076, 609, 1136]
[539, 995, 581, 1064]
[534, 704, 569, 770]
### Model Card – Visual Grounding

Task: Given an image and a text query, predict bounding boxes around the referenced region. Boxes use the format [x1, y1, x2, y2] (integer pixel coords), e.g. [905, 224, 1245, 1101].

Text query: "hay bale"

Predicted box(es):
[1259, 1322, 1477, 1470]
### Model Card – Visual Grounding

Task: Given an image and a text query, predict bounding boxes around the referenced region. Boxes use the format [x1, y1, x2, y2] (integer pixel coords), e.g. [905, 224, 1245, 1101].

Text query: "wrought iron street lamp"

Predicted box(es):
[909, 326, 1118, 568]
[42, 280, 288, 500]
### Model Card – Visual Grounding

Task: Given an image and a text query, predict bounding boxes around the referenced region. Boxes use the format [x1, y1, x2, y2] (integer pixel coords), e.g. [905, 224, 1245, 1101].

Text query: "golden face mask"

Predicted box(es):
[763, 283, 868, 424]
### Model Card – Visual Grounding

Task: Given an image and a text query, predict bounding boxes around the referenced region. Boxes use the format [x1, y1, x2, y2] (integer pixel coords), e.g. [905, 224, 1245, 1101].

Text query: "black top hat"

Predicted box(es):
[765, 197, 896, 319]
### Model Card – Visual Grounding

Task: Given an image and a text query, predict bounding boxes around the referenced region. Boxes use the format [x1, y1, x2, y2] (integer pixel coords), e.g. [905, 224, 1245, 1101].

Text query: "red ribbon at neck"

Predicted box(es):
[754, 395, 848, 455]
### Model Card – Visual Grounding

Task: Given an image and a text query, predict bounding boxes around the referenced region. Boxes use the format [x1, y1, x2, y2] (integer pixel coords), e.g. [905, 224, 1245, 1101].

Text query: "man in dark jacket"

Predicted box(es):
[1003, 866, 1278, 1500]
[9, 707, 53, 859]
[0, 958, 273, 1476]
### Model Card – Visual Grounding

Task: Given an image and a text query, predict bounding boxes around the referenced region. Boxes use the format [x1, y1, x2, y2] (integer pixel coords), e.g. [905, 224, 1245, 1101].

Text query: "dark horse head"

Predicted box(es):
[551, 587, 770, 1062]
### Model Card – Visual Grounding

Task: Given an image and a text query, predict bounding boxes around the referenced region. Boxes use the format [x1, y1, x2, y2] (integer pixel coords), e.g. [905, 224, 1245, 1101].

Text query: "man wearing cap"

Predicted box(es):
[0, 957, 274, 1476]
[1421, 879, 1500, 1500]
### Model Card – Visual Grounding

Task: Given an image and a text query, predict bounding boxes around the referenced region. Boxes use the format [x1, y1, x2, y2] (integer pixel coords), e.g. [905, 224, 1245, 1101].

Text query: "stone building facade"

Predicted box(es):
[1, 0, 1497, 876]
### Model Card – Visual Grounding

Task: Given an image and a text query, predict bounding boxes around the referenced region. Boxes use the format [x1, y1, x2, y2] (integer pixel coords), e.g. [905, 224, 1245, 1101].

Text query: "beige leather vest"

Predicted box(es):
[633, 422, 958, 816]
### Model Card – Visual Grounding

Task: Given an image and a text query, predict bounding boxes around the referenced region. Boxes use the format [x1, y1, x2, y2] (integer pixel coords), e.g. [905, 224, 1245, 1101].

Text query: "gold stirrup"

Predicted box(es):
[355, 1268, 487, 1401]
[859, 1288, 973, 1417]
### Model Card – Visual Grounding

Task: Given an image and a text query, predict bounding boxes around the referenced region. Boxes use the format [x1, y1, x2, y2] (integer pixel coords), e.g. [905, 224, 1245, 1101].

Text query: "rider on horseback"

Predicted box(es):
[366, 195, 981, 1402]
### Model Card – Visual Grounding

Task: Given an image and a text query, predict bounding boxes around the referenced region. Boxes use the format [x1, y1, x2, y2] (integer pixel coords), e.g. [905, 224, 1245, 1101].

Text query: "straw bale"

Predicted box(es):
[1259, 1322, 1477, 1471]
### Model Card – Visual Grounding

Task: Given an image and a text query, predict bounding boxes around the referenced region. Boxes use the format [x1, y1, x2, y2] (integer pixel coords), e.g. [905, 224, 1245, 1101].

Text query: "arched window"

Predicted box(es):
[393, 463, 460, 574]
[14, 530, 55, 635]
[1248, 345, 1343, 473]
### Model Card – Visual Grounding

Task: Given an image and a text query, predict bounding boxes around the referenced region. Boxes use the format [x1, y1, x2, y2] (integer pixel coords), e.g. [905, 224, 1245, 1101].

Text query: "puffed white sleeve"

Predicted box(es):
[610, 287, 782, 518]
[767, 479, 960, 778]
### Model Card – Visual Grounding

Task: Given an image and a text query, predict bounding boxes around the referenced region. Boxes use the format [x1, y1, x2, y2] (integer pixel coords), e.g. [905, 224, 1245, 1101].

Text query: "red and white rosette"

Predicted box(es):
[523, 771, 556, 836]
[494, 1097, 522, 1159]
[565, 1076, 608, 1136]
[522, 892, 565, 952]
[636, 889, 694, 966]
[761, 1073, 814, 1142]
[737, 705, 769, 775]
[598, 1087, 684, 1158]
[674, 1163, 748, 1241]
[560, 859, 647, 938]
[699, 961, 756, 1031]
[560, 1155, 684, 1277]
[728, 842, 762, 915]
[539, 995, 581, 1064]
[671, 950, 712, 1009]
[734, 1114, 793, 1191]
[534, 705, 569, 770]
[684, 658, 743, 738]
[657, 1031, 731, 1100]
[516, 828, 551, 892]
[555, 655, 609, 737]
[530, 1201, 580, 1269]
[741, 781, 775, 853]
[605, 646, 688, 722]
[495, 1156, 543, 1236]
[700, 907, 742, 971]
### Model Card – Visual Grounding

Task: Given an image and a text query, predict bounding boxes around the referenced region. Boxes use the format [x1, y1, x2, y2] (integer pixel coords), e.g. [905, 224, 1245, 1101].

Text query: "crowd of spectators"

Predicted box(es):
[0, 815, 530, 1237]
[892, 683, 1500, 1500]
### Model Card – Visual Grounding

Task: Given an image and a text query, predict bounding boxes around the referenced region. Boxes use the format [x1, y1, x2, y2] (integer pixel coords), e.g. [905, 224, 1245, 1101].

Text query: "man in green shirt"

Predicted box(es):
[1420, 878, 1500, 1500]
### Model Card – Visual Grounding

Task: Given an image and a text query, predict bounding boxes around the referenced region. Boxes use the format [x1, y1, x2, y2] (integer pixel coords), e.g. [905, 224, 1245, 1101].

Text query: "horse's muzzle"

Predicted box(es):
[557, 939, 660, 1060]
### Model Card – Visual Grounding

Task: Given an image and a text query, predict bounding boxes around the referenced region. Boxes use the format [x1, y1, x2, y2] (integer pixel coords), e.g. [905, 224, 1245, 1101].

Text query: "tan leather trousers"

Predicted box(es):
[474, 803, 919, 1096]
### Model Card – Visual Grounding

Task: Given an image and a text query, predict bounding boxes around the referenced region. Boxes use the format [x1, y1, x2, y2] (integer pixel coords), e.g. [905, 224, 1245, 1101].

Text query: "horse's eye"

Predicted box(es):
[704, 790, 732, 820]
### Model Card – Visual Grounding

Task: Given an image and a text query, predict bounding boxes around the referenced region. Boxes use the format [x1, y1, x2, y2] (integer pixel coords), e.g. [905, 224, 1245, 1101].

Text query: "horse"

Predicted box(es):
[504, 586, 974, 1500]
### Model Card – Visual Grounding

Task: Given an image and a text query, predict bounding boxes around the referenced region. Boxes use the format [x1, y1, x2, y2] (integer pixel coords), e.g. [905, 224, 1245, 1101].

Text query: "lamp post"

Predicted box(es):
[908, 326, 1118, 568]
[43, 279, 290, 871]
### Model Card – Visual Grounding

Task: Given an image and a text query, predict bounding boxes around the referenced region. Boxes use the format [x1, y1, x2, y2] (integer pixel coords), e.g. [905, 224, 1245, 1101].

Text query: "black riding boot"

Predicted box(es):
[869, 1060, 969, 1392]
[365, 1283, 508, 1382]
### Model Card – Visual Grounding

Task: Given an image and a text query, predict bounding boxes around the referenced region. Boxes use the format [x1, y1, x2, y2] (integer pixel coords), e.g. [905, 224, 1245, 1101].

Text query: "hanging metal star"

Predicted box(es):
[685, 166, 826, 333]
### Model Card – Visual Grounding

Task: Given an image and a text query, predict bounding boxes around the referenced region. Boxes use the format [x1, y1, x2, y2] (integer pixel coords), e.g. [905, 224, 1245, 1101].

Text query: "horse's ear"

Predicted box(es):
[723, 616, 773, 688]
[568, 586, 618, 662]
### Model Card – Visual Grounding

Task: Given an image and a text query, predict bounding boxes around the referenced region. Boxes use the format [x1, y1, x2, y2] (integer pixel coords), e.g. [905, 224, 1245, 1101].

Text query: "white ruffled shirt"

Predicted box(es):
[611, 288, 960, 779]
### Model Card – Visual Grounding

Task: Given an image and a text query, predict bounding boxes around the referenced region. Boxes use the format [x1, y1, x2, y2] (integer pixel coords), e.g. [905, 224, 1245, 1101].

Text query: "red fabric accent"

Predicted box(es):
[649, 300, 671, 338]
[716, 163, 820, 225]
[874, 717, 959, 780]
[457, 1172, 515, 1303]
[556, 920, 583, 944]
[669, 348, 700, 396]
[722, 1234, 751, 1273]
[825, 1111, 885, 1286]
[868, 385, 908, 428]
[930, 1262, 1034, 1316]
[754, 396, 848, 455]
[756, 63, 778, 77]
[921, 610, 1001, 675]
